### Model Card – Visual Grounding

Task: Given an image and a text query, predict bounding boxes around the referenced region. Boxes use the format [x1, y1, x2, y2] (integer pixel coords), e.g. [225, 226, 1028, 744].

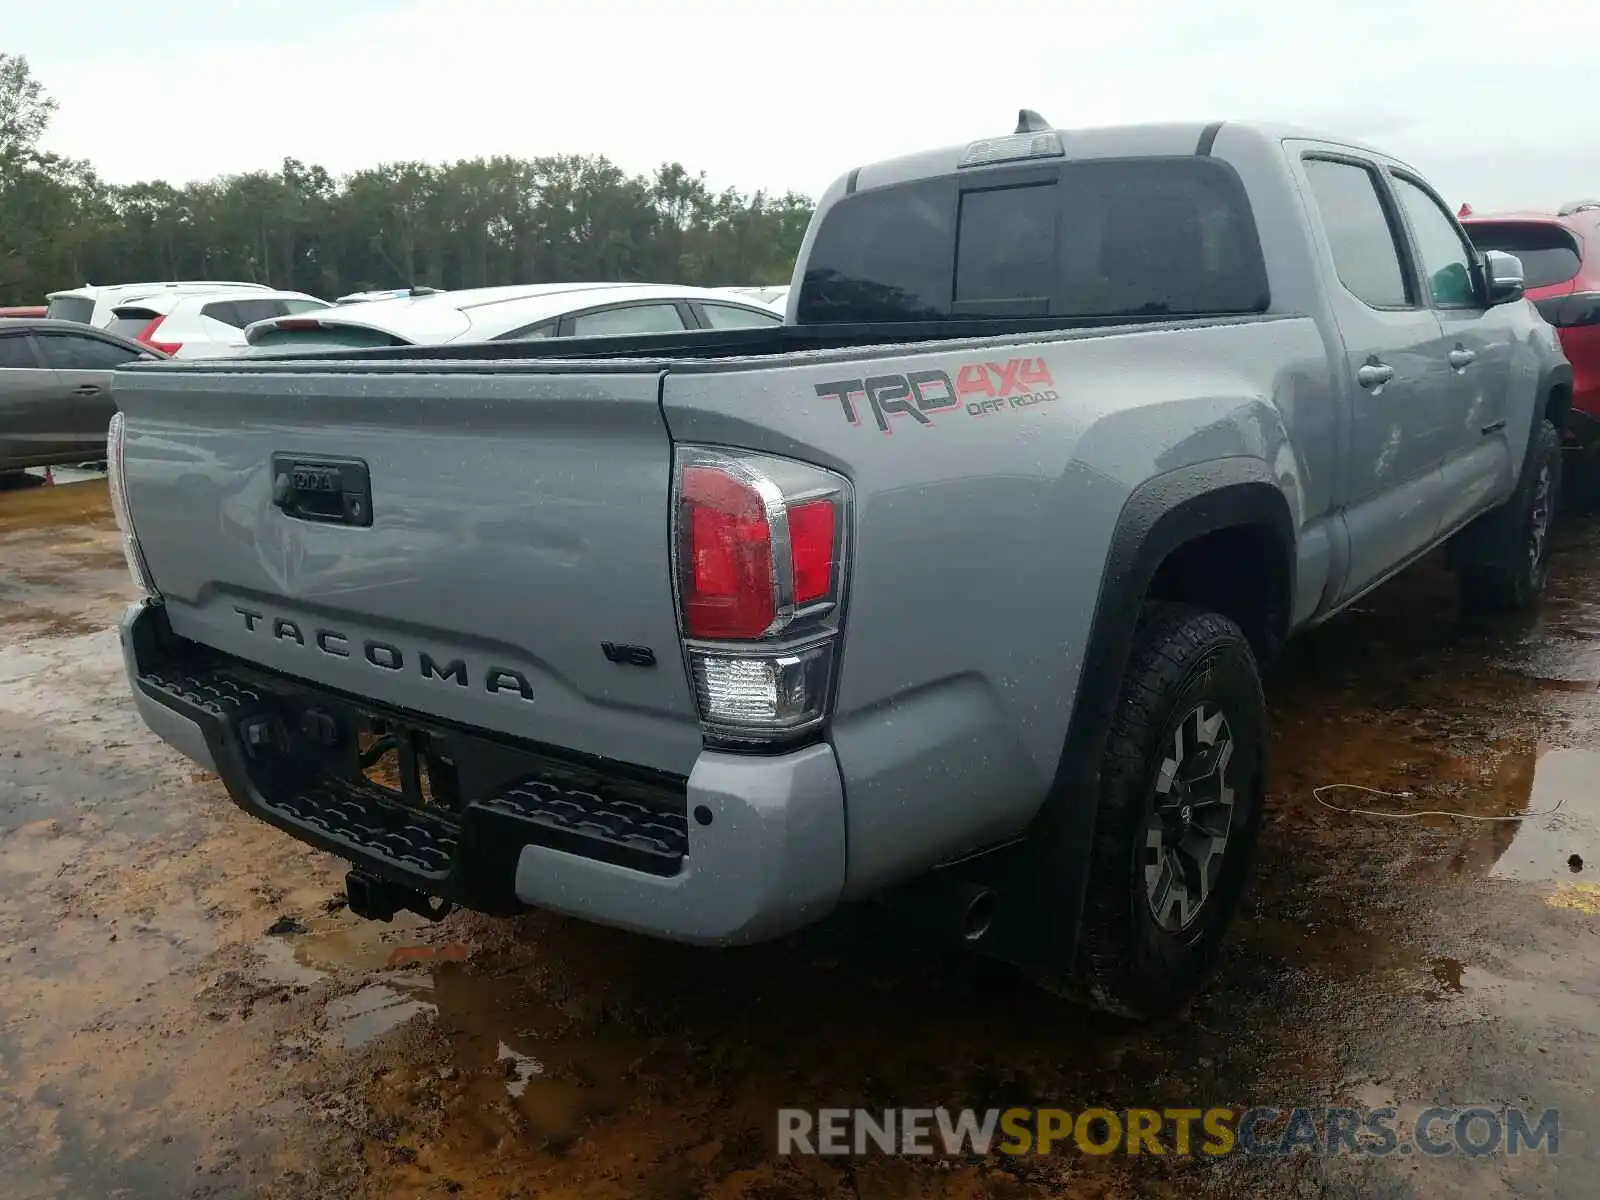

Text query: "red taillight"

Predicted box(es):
[274, 319, 325, 332]
[682, 465, 776, 639]
[788, 498, 836, 605]
[672, 448, 850, 742]
[137, 315, 182, 356]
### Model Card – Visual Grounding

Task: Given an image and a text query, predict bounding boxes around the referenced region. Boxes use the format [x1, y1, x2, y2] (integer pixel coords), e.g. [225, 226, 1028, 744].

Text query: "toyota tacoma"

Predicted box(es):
[109, 115, 1570, 1018]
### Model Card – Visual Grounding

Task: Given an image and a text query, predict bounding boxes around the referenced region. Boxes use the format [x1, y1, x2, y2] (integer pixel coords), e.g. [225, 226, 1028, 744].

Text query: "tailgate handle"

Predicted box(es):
[270, 454, 373, 527]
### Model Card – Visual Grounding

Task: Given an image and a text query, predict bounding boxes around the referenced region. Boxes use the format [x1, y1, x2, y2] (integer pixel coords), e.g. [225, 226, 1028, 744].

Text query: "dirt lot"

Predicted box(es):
[3, 477, 1599, 1199]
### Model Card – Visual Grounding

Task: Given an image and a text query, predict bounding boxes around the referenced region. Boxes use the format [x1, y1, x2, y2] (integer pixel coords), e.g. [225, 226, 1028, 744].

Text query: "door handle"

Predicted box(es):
[1448, 346, 1476, 369]
[1356, 362, 1395, 389]
[270, 454, 373, 527]
[71, 384, 102, 396]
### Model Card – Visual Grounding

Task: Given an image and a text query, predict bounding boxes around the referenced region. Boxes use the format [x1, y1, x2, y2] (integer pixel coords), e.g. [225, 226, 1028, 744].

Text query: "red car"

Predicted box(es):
[0, 305, 46, 319]
[1462, 202, 1600, 498]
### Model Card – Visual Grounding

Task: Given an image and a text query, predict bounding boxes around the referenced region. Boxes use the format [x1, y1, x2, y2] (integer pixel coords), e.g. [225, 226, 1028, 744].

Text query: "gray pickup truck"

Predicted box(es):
[110, 116, 1570, 1019]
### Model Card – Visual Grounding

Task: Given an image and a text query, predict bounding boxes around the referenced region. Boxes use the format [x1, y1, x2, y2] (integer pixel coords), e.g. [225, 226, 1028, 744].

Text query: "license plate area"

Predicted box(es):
[356, 717, 463, 818]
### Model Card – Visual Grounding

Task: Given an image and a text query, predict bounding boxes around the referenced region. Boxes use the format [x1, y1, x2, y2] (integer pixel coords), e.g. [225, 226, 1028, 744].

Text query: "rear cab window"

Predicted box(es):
[45, 295, 95, 324]
[1464, 222, 1583, 290]
[796, 157, 1271, 324]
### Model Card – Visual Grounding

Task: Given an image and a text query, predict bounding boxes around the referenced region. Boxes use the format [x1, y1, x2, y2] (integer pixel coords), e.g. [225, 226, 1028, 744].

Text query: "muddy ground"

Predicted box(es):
[2, 477, 1598, 1199]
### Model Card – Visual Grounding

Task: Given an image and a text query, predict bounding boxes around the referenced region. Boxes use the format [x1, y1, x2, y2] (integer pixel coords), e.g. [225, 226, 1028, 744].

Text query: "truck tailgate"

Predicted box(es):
[114, 365, 703, 777]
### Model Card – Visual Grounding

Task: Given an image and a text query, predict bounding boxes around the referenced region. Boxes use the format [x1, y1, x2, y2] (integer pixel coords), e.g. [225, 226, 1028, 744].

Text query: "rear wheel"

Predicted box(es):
[1030, 603, 1266, 1019]
[1455, 418, 1562, 614]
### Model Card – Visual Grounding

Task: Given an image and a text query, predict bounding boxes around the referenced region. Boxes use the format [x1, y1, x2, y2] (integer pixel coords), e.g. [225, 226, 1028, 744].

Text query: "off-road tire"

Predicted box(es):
[1031, 603, 1266, 1020]
[1454, 418, 1562, 615]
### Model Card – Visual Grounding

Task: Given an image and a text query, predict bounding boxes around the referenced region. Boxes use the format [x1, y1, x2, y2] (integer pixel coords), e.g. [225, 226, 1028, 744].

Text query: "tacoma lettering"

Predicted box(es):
[364, 642, 403, 670]
[315, 630, 349, 657]
[486, 668, 535, 700]
[230, 608, 533, 701]
[420, 652, 468, 686]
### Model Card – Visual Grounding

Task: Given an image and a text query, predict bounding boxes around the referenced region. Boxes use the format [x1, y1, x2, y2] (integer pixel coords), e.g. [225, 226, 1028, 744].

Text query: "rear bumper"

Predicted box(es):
[120, 600, 846, 945]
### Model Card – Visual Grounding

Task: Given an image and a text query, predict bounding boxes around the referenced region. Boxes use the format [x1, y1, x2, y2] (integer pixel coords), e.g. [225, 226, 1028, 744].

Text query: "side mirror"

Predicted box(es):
[1483, 249, 1526, 306]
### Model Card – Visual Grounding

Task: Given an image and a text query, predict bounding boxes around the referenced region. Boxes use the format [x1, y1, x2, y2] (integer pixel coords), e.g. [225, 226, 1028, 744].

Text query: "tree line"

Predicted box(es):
[0, 53, 815, 303]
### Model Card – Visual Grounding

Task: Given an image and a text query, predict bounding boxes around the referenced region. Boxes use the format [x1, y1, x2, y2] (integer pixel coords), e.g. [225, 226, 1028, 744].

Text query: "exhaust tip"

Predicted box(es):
[961, 888, 997, 942]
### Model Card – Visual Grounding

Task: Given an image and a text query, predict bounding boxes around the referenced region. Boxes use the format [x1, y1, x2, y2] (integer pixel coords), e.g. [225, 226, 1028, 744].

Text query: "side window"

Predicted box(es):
[0, 334, 39, 368]
[232, 299, 283, 327]
[494, 321, 557, 341]
[200, 301, 243, 328]
[36, 333, 143, 370]
[569, 303, 687, 337]
[699, 303, 782, 330]
[1390, 176, 1480, 309]
[280, 298, 327, 315]
[1302, 158, 1412, 309]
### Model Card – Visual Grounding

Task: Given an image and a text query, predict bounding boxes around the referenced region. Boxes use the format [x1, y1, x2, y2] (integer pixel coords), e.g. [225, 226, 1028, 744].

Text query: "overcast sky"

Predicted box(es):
[5, 0, 1595, 211]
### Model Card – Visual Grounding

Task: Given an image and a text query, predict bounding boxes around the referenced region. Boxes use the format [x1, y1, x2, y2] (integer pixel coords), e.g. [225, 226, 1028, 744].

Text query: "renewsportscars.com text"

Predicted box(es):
[777, 1106, 1560, 1158]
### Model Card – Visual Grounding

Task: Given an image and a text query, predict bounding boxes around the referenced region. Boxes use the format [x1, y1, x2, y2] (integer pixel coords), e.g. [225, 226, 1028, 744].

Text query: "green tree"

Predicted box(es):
[0, 53, 56, 174]
[0, 54, 814, 305]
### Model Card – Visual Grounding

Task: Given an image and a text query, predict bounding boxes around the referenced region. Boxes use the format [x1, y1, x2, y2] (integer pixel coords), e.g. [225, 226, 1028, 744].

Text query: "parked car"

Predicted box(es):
[0, 306, 47, 319]
[105, 289, 331, 360]
[0, 318, 166, 482]
[1462, 203, 1600, 499]
[333, 287, 443, 305]
[241, 282, 783, 351]
[714, 285, 790, 307]
[46, 282, 275, 329]
[110, 115, 1568, 1020]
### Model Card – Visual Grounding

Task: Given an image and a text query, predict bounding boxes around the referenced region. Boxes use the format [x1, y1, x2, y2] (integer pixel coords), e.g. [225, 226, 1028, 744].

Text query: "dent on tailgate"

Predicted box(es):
[114, 364, 704, 777]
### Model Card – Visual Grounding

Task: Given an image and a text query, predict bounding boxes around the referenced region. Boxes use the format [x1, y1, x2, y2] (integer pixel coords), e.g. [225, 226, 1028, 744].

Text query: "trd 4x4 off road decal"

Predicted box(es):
[814, 356, 1059, 432]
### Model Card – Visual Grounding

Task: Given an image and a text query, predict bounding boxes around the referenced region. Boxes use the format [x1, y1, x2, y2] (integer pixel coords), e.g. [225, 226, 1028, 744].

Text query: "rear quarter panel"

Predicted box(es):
[663, 316, 1335, 895]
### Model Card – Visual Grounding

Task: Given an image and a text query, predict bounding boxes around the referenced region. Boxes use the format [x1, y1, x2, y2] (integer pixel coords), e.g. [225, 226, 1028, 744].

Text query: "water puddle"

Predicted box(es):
[284, 914, 449, 976]
[324, 984, 437, 1050]
[1486, 748, 1600, 884]
[319, 950, 669, 1169]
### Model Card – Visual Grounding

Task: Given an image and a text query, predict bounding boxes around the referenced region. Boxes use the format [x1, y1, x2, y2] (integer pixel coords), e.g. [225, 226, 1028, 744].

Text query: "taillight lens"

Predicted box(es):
[681, 465, 778, 639]
[106, 412, 160, 599]
[788, 499, 837, 605]
[137, 315, 183, 357]
[673, 447, 850, 744]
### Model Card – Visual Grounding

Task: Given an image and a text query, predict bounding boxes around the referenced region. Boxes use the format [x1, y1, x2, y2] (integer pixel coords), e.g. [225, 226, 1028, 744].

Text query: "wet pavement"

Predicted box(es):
[2, 478, 1599, 1198]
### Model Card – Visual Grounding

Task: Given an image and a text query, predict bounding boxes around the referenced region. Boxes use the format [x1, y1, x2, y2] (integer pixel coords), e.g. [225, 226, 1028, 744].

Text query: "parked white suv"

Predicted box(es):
[45, 281, 274, 329]
[333, 287, 443, 304]
[106, 289, 331, 359]
[243, 282, 782, 350]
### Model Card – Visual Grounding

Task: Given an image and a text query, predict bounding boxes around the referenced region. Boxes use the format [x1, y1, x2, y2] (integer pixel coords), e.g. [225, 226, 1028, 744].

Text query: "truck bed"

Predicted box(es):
[123, 312, 1294, 374]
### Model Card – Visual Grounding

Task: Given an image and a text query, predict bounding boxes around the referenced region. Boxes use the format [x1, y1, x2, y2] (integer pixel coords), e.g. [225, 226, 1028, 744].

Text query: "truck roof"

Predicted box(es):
[843, 117, 1411, 195]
